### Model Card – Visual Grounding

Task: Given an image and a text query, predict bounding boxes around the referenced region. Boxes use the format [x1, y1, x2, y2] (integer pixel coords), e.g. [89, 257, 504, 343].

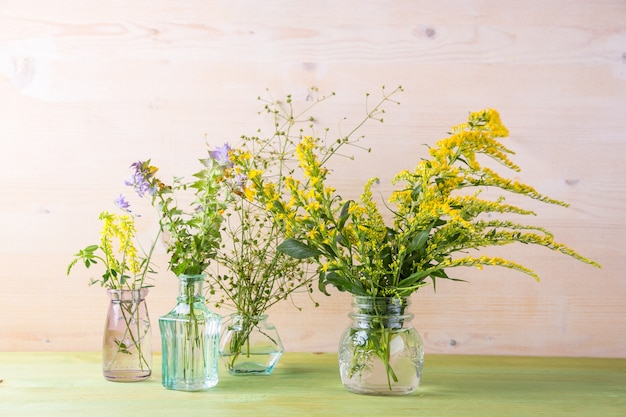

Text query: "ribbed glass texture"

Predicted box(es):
[159, 274, 221, 391]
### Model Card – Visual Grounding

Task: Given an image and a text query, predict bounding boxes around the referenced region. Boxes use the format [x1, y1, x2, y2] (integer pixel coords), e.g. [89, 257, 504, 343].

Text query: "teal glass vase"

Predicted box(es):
[159, 274, 221, 391]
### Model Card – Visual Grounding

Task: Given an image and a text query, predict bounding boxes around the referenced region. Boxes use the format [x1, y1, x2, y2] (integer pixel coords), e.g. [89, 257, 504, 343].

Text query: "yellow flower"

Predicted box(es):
[305, 201, 321, 211]
[389, 189, 411, 206]
[481, 108, 509, 137]
[248, 169, 263, 181]
[99, 212, 140, 276]
[243, 185, 257, 202]
[238, 151, 251, 161]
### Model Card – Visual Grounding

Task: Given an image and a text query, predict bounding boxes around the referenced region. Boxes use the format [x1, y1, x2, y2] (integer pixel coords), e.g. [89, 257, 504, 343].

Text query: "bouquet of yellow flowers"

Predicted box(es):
[233, 91, 600, 393]
[245, 108, 599, 295]
[67, 206, 158, 381]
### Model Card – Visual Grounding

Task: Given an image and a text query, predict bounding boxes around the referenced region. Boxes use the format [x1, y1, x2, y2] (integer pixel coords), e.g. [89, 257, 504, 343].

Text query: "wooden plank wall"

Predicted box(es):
[1, 0, 624, 357]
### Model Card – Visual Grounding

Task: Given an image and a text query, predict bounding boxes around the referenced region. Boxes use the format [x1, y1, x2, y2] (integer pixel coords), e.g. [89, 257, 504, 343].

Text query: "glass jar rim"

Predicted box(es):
[107, 287, 149, 301]
[351, 295, 410, 306]
[177, 273, 207, 281]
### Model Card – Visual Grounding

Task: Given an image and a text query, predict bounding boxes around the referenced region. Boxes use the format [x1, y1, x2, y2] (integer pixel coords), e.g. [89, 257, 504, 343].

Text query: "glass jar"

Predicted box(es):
[338, 295, 424, 395]
[159, 274, 221, 391]
[219, 313, 284, 375]
[102, 288, 152, 382]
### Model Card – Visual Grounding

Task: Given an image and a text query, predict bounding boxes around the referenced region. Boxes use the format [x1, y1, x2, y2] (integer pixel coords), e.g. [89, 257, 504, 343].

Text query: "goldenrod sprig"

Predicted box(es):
[264, 106, 600, 298]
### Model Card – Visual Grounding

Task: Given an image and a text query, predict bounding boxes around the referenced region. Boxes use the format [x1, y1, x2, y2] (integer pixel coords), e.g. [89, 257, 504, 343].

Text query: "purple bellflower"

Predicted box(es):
[209, 143, 233, 168]
[114, 194, 131, 211]
[125, 161, 157, 198]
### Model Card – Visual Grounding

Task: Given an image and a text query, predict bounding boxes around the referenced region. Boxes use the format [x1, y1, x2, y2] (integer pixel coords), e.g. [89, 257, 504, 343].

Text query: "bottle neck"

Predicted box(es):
[177, 274, 206, 304]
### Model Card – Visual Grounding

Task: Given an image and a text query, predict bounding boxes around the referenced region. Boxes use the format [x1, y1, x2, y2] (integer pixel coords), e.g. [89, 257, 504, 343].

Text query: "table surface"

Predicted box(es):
[1, 352, 625, 417]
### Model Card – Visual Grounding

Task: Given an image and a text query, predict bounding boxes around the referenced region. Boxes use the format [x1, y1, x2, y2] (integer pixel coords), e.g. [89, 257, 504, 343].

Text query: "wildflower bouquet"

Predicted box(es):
[67, 210, 155, 290]
[124, 147, 232, 276]
[235, 89, 600, 392]
[276, 109, 600, 295]
[124, 146, 232, 390]
[210, 186, 313, 374]
[67, 208, 158, 381]
[209, 91, 339, 374]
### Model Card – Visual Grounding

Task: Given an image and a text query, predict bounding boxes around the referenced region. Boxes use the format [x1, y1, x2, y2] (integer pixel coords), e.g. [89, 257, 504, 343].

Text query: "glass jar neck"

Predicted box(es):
[230, 313, 267, 327]
[177, 274, 206, 304]
[349, 295, 413, 329]
[107, 288, 149, 303]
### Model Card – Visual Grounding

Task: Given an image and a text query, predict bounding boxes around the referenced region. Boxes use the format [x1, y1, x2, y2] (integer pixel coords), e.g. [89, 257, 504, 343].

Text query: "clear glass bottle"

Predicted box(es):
[102, 288, 152, 382]
[159, 274, 221, 391]
[219, 313, 284, 375]
[338, 295, 424, 395]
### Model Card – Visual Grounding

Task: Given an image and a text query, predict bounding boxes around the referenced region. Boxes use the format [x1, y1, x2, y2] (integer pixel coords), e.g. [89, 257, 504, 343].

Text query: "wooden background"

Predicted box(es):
[1, 0, 624, 357]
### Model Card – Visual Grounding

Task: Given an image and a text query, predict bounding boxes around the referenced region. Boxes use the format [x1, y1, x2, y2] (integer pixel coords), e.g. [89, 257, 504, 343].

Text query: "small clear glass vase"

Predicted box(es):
[338, 295, 424, 395]
[219, 313, 284, 375]
[102, 288, 152, 382]
[159, 274, 221, 391]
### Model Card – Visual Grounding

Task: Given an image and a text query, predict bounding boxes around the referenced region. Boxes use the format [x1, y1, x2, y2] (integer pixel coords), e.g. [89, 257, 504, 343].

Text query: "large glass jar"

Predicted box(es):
[338, 295, 424, 395]
[219, 313, 284, 375]
[159, 274, 221, 391]
[102, 288, 152, 382]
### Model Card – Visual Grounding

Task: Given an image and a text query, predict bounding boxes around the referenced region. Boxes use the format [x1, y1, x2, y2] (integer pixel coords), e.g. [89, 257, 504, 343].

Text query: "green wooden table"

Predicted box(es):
[1, 352, 624, 416]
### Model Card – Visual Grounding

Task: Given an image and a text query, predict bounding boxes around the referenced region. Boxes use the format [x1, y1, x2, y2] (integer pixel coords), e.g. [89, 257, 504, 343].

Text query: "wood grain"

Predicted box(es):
[1, 0, 624, 357]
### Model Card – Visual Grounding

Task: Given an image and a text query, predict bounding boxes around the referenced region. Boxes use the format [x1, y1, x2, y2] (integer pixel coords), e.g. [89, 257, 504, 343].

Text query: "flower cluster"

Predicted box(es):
[205, 90, 337, 318]
[238, 105, 600, 299]
[67, 210, 155, 290]
[125, 145, 233, 276]
[224, 87, 398, 297]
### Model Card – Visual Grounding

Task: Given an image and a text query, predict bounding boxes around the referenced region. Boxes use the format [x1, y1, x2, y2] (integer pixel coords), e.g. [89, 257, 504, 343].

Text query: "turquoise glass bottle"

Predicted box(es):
[159, 274, 221, 391]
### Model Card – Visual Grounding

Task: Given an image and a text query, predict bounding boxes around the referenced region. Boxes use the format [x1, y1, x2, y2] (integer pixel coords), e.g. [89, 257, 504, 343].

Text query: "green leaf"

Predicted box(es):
[84, 244, 99, 253]
[318, 271, 331, 296]
[321, 241, 338, 258]
[408, 229, 430, 252]
[430, 268, 449, 279]
[277, 239, 321, 259]
[335, 232, 350, 249]
[410, 185, 422, 200]
[397, 269, 431, 288]
[338, 200, 353, 230]
[433, 218, 447, 227]
[323, 271, 367, 295]
[82, 258, 95, 268]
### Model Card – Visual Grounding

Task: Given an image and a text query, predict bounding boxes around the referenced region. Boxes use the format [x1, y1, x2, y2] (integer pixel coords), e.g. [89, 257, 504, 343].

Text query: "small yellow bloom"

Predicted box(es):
[244, 185, 257, 202]
[248, 169, 263, 180]
[238, 151, 251, 161]
[99, 212, 140, 275]
[305, 201, 321, 211]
